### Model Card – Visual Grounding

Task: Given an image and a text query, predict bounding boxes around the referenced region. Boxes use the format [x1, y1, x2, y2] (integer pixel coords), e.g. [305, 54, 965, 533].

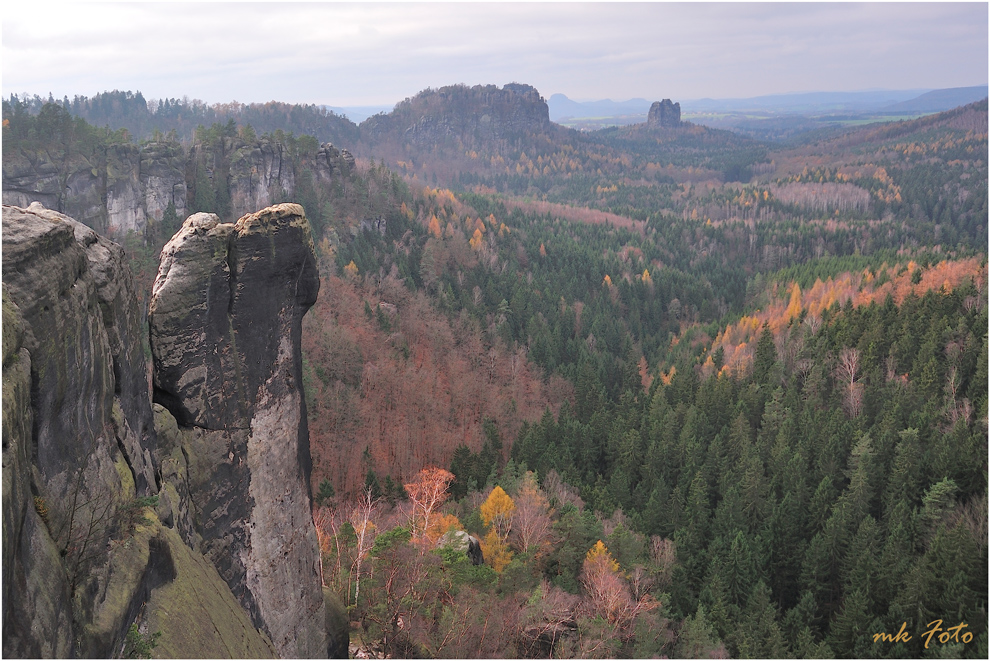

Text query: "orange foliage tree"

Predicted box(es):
[404, 467, 454, 545]
[703, 258, 986, 377]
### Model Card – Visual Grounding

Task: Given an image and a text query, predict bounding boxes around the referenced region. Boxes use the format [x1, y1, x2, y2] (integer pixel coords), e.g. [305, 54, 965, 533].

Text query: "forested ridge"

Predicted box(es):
[3, 89, 986, 658]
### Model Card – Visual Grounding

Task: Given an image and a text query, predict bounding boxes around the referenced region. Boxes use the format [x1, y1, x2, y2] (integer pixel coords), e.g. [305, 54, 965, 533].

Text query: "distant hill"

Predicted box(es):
[359, 82, 555, 153]
[548, 94, 652, 121]
[9, 90, 361, 145]
[879, 85, 989, 113]
[683, 89, 931, 114]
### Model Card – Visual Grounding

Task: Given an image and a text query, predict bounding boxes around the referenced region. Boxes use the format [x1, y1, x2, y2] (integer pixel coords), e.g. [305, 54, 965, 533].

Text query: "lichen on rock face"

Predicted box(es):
[149, 203, 331, 657]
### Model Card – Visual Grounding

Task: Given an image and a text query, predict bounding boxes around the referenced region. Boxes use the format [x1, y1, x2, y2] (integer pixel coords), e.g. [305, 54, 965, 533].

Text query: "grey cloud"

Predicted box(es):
[3, 3, 986, 106]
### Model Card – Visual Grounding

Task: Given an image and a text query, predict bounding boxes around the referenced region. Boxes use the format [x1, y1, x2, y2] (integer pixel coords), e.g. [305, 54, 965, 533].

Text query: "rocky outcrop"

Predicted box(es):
[438, 530, 485, 566]
[648, 99, 681, 128]
[2, 202, 159, 656]
[361, 83, 552, 151]
[2, 202, 317, 658]
[2, 143, 187, 235]
[149, 204, 332, 657]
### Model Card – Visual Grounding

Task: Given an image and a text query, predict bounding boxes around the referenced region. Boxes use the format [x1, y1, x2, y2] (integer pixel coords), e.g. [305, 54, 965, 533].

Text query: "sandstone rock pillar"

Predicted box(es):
[149, 203, 328, 657]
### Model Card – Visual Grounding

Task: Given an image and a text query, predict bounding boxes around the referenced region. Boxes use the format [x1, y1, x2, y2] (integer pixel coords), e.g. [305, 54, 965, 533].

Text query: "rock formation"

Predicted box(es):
[2, 201, 344, 658]
[2, 143, 188, 236]
[438, 530, 485, 566]
[648, 99, 681, 128]
[149, 204, 333, 657]
[361, 83, 552, 151]
[2, 137, 347, 239]
[2, 202, 275, 658]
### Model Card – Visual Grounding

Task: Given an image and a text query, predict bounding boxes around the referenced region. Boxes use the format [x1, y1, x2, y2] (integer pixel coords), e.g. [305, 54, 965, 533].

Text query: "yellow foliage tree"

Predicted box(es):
[343, 260, 359, 280]
[586, 540, 620, 572]
[785, 282, 802, 321]
[481, 529, 513, 573]
[469, 228, 484, 251]
[480, 485, 515, 541]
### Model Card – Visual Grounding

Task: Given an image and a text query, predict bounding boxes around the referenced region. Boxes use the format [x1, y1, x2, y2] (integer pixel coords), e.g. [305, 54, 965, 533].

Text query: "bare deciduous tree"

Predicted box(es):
[404, 467, 454, 546]
[350, 486, 381, 606]
[511, 472, 554, 555]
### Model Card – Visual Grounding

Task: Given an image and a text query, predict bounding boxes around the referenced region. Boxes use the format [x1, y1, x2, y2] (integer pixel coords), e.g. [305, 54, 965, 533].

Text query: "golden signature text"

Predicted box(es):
[873, 620, 973, 647]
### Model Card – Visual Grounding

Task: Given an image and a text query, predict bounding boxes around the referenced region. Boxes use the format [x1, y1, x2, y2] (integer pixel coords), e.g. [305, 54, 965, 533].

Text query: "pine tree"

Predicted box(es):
[753, 323, 778, 385]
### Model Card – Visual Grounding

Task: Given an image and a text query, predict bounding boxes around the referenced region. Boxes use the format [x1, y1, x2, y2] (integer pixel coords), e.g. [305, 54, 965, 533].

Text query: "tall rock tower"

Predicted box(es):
[149, 203, 331, 657]
[647, 99, 681, 128]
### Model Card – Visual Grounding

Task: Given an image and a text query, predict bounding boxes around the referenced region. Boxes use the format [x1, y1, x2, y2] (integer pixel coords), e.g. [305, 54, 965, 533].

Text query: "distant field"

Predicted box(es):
[827, 113, 929, 126]
[556, 114, 646, 130]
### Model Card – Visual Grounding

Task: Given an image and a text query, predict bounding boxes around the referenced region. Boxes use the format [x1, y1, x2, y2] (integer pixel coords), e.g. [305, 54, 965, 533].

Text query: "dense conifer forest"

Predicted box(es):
[3, 90, 986, 658]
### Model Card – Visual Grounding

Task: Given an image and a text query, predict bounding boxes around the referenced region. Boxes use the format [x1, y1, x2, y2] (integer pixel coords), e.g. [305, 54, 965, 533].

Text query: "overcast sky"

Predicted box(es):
[3, 2, 987, 108]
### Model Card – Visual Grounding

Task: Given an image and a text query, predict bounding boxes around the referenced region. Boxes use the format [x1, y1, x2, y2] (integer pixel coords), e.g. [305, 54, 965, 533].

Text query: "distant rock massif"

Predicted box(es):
[360, 82, 553, 151]
[2, 202, 346, 658]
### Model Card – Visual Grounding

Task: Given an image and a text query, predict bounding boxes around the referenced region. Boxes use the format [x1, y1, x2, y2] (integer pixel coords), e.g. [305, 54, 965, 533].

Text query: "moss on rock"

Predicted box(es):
[144, 526, 277, 659]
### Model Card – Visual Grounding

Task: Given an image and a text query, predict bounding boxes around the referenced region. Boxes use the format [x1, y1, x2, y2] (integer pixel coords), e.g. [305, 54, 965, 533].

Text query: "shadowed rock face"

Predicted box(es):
[2, 202, 158, 657]
[149, 203, 330, 657]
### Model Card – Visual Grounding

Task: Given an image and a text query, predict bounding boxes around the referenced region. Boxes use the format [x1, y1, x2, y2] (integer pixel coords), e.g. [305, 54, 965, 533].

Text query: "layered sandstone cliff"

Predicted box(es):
[2, 203, 160, 656]
[2, 143, 188, 236]
[2, 137, 346, 239]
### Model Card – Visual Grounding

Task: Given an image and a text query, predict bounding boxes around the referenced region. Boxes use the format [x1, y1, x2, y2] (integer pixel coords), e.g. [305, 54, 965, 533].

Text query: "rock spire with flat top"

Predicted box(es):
[648, 99, 681, 128]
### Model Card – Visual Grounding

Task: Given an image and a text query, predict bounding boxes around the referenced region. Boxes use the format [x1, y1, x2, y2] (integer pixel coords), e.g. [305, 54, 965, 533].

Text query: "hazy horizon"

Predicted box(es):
[4, 3, 987, 108]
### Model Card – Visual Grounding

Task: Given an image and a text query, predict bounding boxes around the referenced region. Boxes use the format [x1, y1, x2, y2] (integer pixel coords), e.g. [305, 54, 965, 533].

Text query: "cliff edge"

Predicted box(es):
[1, 203, 278, 657]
